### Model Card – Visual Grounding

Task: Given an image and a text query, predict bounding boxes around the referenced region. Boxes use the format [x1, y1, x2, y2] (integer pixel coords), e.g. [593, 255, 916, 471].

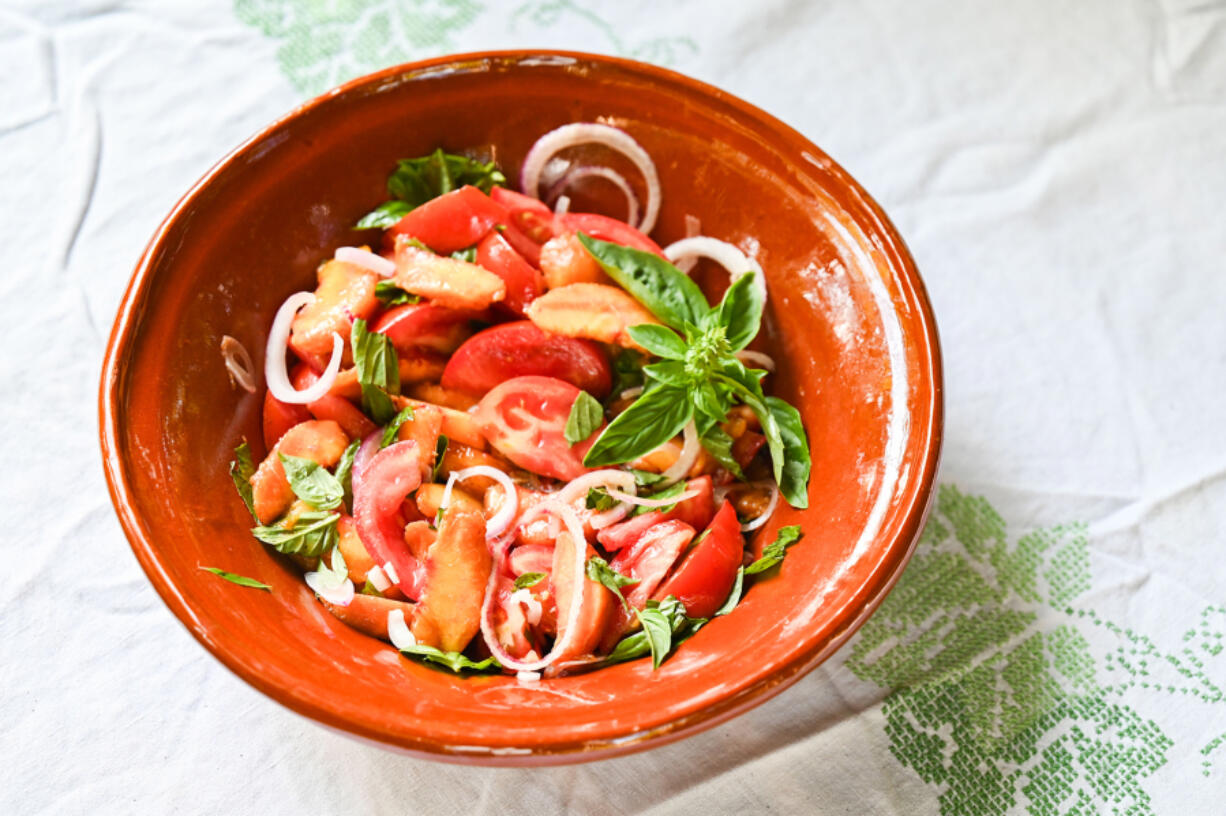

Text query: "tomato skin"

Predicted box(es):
[473, 375, 602, 481]
[372, 302, 474, 355]
[442, 321, 612, 397]
[262, 390, 311, 451]
[353, 440, 428, 600]
[491, 186, 556, 243]
[387, 186, 506, 253]
[596, 476, 716, 551]
[600, 519, 696, 651]
[555, 212, 664, 256]
[652, 500, 743, 619]
[476, 232, 544, 317]
[497, 221, 544, 267]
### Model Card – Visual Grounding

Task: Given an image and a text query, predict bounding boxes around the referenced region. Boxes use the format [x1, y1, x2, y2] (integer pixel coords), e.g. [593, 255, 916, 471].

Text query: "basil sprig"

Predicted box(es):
[586, 557, 635, 611]
[251, 510, 339, 558]
[199, 566, 271, 592]
[333, 439, 360, 514]
[356, 148, 506, 229]
[604, 596, 706, 669]
[374, 280, 421, 306]
[398, 643, 502, 674]
[279, 453, 343, 511]
[351, 318, 399, 424]
[745, 525, 804, 575]
[578, 235, 811, 508]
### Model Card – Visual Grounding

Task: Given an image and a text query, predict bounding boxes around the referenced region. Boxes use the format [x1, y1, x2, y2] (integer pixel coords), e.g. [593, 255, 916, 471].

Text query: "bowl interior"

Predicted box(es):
[101, 52, 941, 763]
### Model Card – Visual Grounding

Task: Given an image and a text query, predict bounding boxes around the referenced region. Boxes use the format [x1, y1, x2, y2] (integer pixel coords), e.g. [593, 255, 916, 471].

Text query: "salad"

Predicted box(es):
[221, 122, 811, 679]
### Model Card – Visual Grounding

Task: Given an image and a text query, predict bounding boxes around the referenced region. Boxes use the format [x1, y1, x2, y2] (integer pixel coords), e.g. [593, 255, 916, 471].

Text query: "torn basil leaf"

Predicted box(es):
[333, 439, 359, 514]
[745, 525, 803, 575]
[374, 280, 421, 306]
[279, 453, 343, 511]
[199, 566, 271, 592]
[381, 405, 416, 448]
[356, 200, 411, 230]
[585, 486, 619, 512]
[585, 556, 635, 610]
[514, 572, 545, 590]
[251, 511, 339, 558]
[564, 390, 604, 446]
[398, 643, 502, 674]
[229, 441, 257, 521]
[432, 434, 449, 482]
[351, 318, 399, 424]
[712, 567, 745, 616]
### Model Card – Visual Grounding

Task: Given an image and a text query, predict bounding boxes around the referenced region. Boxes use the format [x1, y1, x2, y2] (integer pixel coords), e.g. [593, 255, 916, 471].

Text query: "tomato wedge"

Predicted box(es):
[652, 500, 743, 619]
[600, 519, 697, 650]
[556, 212, 664, 257]
[596, 476, 716, 551]
[473, 375, 602, 481]
[372, 302, 474, 355]
[476, 232, 544, 317]
[262, 389, 311, 451]
[442, 321, 612, 397]
[387, 185, 506, 253]
[291, 364, 377, 441]
[353, 440, 428, 599]
[491, 186, 556, 243]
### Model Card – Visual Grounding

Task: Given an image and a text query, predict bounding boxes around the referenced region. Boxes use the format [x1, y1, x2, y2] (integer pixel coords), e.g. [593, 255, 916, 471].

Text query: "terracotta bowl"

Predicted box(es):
[99, 51, 942, 764]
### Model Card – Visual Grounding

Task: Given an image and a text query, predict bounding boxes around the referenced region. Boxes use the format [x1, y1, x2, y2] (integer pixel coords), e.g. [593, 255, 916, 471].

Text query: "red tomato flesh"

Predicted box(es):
[262, 390, 311, 451]
[372, 302, 475, 355]
[443, 321, 612, 397]
[291, 364, 377, 441]
[596, 476, 716, 551]
[473, 375, 602, 481]
[652, 500, 744, 619]
[387, 185, 506, 254]
[476, 232, 544, 317]
[556, 212, 664, 257]
[353, 440, 428, 599]
[600, 519, 697, 650]
[491, 186, 557, 243]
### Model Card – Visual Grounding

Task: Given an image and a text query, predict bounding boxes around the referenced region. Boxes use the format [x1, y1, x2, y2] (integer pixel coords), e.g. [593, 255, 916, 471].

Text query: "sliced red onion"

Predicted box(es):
[479, 500, 588, 674]
[350, 430, 383, 500]
[305, 570, 354, 606]
[387, 608, 417, 650]
[663, 236, 767, 303]
[606, 487, 699, 508]
[335, 246, 395, 278]
[366, 564, 391, 593]
[553, 194, 571, 215]
[660, 420, 700, 486]
[676, 215, 702, 273]
[382, 561, 401, 586]
[740, 481, 781, 532]
[736, 350, 777, 372]
[520, 122, 661, 234]
[589, 502, 630, 531]
[545, 166, 640, 227]
[618, 386, 644, 401]
[555, 469, 637, 505]
[440, 466, 519, 540]
[220, 335, 257, 393]
[264, 292, 343, 404]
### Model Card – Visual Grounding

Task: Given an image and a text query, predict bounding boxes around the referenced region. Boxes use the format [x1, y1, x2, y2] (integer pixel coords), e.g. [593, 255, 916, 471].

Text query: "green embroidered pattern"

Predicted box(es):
[510, 1, 697, 65]
[845, 485, 1226, 813]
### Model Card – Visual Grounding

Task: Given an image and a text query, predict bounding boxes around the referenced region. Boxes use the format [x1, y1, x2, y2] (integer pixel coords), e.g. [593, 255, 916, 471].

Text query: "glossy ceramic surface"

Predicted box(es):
[99, 51, 942, 764]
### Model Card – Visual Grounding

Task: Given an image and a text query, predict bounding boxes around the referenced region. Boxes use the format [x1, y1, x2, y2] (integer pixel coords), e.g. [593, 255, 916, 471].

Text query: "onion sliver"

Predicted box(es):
[335, 246, 395, 278]
[366, 565, 391, 593]
[479, 500, 588, 674]
[441, 465, 519, 540]
[305, 570, 354, 606]
[663, 236, 767, 303]
[387, 609, 417, 650]
[740, 482, 781, 532]
[509, 588, 543, 626]
[555, 469, 637, 505]
[618, 386, 644, 401]
[736, 350, 776, 372]
[553, 194, 571, 215]
[545, 166, 640, 227]
[220, 335, 257, 393]
[676, 215, 702, 273]
[350, 430, 382, 501]
[520, 122, 661, 235]
[264, 292, 343, 404]
[606, 487, 698, 508]
[660, 420, 700, 486]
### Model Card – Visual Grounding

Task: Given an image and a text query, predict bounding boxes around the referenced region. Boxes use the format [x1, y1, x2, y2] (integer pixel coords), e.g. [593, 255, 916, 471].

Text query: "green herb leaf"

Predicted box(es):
[635, 605, 675, 669]
[585, 486, 619, 512]
[333, 439, 360, 513]
[229, 442, 257, 521]
[251, 511, 339, 558]
[356, 200, 411, 230]
[432, 434, 449, 483]
[712, 566, 744, 616]
[514, 572, 546, 590]
[199, 566, 271, 592]
[374, 280, 421, 306]
[745, 525, 803, 575]
[578, 235, 711, 330]
[586, 556, 636, 611]
[398, 642, 502, 674]
[449, 247, 477, 263]
[279, 453, 344, 510]
[584, 384, 694, 467]
[385, 149, 505, 208]
[603, 597, 699, 667]
[629, 468, 668, 488]
[626, 324, 688, 360]
[642, 360, 690, 388]
[765, 397, 811, 509]
[700, 425, 745, 480]
[309, 546, 349, 593]
[715, 271, 764, 351]
[381, 405, 416, 448]
[610, 348, 646, 397]
[629, 481, 687, 517]
[359, 580, 384, 597]
[351, 318, 400, 424]
[564, 390, 604, 446]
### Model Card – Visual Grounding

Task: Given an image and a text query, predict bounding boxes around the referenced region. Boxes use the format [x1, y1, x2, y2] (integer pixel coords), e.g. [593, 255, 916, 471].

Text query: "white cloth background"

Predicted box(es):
[2, 0, 1224, 813]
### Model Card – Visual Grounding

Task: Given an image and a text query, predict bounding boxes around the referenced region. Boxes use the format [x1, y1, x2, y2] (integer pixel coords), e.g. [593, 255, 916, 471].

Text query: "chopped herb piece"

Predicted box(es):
[229, 441, 257, 520]
[564, 390, 604, 446]
[432, 434, 449, 482]
[585, 556, 635, 611]
[199, 566, 271, 592]
[351, 318, 399, 424]
[398, 643, 502, 673]
[514, 572, 546, 590]
[585, 486, 618, 512]
[629, 481, 687, 517]
[712, 567, 745, 616]
[374, 280, 421, 306]
[279, 453, 344, 511]
[381, 405, 416, 448]
[251, 511, 339, 558]
[745, 525, 803, 575]
[333, 439, 360, 513]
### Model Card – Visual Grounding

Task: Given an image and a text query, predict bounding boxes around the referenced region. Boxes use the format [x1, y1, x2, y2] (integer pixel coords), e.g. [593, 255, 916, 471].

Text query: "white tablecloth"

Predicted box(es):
[4, 1, 1225, 813]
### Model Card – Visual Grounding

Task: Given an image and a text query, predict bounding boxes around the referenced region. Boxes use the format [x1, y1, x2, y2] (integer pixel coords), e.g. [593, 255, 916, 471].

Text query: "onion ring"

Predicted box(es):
[264, 292, 342, 404]
[220, 335, 257, 393]
[335, 246, 395, 278]
[663, 236, 767, 304]
[545, 166, 640, 227]
[660, 420, 700, 486]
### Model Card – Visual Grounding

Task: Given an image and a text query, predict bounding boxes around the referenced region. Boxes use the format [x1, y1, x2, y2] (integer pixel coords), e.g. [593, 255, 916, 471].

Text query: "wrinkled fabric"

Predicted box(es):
[2, 1, 1224, 813]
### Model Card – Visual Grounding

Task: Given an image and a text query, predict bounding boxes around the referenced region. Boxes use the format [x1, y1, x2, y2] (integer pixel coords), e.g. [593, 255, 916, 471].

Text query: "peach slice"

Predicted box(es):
[393, 239, 506, 311]
[525, 282, 660, 349]
[417, 505, 492, 652]
[250, 420, 349, 524]
[289, 259, 379, 360]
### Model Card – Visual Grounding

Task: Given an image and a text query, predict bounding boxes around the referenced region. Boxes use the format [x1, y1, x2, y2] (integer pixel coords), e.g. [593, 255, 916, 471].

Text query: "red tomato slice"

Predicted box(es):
[372, 302, 474, 355]
[476, 232, 544, 317]
[508, 542, 554, 578]
[442, 321, 612, 397]
[353, 440, 428, 600]
[600, 519, 696, 650]
[473, 375, 602, 481]
[491, 186, 557, 243]
[262, 389, 311, 451]
[596, 476, 716, 551]
[497, 221, 544, 267]
[555, 212, 664, 257]
[387, 185, 507, 254]
[652, 500, 743, 618]
[292, 364, 377, 440]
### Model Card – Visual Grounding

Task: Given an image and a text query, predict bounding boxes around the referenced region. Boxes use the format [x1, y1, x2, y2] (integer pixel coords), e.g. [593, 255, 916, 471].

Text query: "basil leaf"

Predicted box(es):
[585, 486, 618, 512]
[643, 360, 690, 388]
[603, 597, 696, 668]
[333, 439, 360, 513]
[514, 572, 545, 590]
[359, 580, 384, 597]
[398, 643, 502, 674]
[716, 272, 764, 351]
[693, 380, 728, 426]
[381, 405, 416, 448]
[765, 397, 811, 509]
[745, 525, 803, 575]
[229, 442, 257, 521]
[279, 453, 343, 511]
[374, 280, 421, 306]
[310, 547, 349, 592]
[586, 556, 635, 611]
[252, 511, 339, 558]
[564, 390, 604, 445]
[626, 324, 687, 360]
[578, 235, 710, 330]
[450, 247, 477, 263]
[386, 149, 505, 207]
[432, 434, 449, 482]
[712, 567, 744, 616]
[199, 566, 271, 592]
[629, 481, 687, 517]
[610, 348, 646, 397]
[584, 384, 693, 467]
[700, 425, 745, 480]
[351, 318, 399, 424]
[629, 468, 668, 488]
[356, 200, 411, 230]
